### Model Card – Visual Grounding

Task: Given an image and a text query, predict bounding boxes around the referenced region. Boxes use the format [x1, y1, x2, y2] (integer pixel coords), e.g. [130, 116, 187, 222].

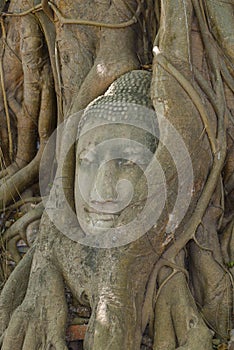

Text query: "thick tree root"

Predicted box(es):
[84, 288, 141, 350]
[0, 202, 43, 265]
[189, 241, 232, 339]
[0, 212, 232, 350]
[189, 196, 233, 339]
[0, 248, 34, 337]
[204, 0, 234, 61]
[2, 202, 44, 244]
[221, 219, 234, 280]
[0, 196, 42, 213]
[0, 119, 11, 172]
[153, 252, 213, 350]
[1, 250, 68, 350]
[0, 4, 55, 207]
[0, 2, 233, 349]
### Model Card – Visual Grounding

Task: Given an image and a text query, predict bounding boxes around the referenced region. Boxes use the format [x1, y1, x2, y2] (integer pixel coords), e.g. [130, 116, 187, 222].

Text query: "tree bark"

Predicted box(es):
[0, 1, 233, 349]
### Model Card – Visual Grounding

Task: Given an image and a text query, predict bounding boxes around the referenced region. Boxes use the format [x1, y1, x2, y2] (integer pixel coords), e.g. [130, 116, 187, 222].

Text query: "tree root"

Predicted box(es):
[204, 0, 234, 62]
[1, 201, 44, 244]
[0, 5, 55, 207]
[0, 1, 233, 349]
[0, 248, 34, 336]
[1, 252, 68, 350]
[25, 219, 41, 247]
[84, 289, 141, 350]
[49, 1, 139, 28]
[191, 241, 232, 334]
[69, 0, 140, 114]
[0, 197, 42, 213]
[0, 65, 55, 207]
[189, 240, 232, 338]
[6, 234, 21, 264]
[220, 219, 234, 281]
[153, 251, 213, 350]
[186, 181, 232, 339]
[0, 19, 13, 162]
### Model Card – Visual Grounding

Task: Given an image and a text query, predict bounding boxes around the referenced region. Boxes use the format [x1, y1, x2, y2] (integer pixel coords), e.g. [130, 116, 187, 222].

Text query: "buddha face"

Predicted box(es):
[75, 123, 157, 235]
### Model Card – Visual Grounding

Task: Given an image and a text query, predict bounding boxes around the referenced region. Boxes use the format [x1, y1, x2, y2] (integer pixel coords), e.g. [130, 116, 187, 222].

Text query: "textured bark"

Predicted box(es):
[0, 1, 233, 349]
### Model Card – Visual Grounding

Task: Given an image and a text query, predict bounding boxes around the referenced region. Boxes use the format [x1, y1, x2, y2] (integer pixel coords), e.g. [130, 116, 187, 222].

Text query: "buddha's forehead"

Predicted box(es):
[78, 123, 155, 149]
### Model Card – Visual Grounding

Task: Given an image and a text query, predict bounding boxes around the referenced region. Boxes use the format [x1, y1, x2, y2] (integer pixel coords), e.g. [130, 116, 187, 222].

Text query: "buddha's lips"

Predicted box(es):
[81, 211, 119, 229]
[84, 207, 120, 215]
[89, 212, 118, 220]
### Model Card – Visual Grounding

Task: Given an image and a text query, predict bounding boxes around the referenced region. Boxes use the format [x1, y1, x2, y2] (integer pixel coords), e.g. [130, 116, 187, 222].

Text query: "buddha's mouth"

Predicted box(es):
[85, 212, 119, 229]
[84, 201, 124, 214]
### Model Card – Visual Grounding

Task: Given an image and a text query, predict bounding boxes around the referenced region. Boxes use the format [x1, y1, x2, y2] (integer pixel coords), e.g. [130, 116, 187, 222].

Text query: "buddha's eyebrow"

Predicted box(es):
[77, 143, 97, 158]
[123, 145, 146, 155]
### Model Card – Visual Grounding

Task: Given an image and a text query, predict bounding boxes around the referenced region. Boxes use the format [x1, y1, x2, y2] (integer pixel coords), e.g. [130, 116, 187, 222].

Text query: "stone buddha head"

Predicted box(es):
[75, 71, 159, 247]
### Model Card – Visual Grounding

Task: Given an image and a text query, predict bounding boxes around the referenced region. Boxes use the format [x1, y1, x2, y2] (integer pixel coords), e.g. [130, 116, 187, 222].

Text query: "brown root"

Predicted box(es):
[70, 1, 140, 114]
[0, 248, 34, 337]
[0, 5, 55, 208]
[0, 155, 40, 208]
[0, 196, 42, 213]
[0, 115, 11, 171]
[204, 0, 234, 62]
[220, 219, 234, 281]
[153, 251, 213, 350]
[189, 241, 232, 339]
[1, 253, 68, 350]
[0, 153, 47, 213]
[0, 58, 55, 208]
[25, 219, 41, 247]
[6, 235, 21, 264]
[0, 2, 233, 350]
[2, 202, 44, 244]
[189, 188, 233, 339]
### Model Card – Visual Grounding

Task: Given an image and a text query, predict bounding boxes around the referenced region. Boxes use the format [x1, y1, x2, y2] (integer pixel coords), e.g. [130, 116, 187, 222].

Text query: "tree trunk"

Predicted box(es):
[0, 1, 233, 349]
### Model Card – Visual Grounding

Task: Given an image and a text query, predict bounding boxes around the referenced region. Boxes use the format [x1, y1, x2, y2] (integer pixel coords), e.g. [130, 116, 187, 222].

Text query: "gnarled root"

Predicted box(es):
[84, 288, 141, 350]
[189, 201, 233, 339]
[70, 0, 140, 114]
[0, 248, 34, 337]
[189, 241, 232, 340]
[153, 251, 212, 350]
[1, 250, 68, 350]
[2, 202, 44, 245]
[82, 244, 157, 350]
[220, 219, 234, 280]
[0, 8, 55, 208]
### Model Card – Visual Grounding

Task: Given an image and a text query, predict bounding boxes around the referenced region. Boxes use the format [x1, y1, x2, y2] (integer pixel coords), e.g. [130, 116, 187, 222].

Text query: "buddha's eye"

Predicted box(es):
[79, 153, 98, 166]
[80, 157, 91, 165]
[117, 159, 134, 167]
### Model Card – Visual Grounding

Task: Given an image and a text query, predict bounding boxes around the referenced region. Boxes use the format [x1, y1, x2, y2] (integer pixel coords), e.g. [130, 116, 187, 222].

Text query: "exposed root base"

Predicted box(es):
[153, 252, 213, 350]
[1, 250, 68, 350]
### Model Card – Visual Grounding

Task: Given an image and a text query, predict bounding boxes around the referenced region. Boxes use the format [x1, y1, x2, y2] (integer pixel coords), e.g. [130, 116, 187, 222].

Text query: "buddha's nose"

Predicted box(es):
[90, 160, 118, 205]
